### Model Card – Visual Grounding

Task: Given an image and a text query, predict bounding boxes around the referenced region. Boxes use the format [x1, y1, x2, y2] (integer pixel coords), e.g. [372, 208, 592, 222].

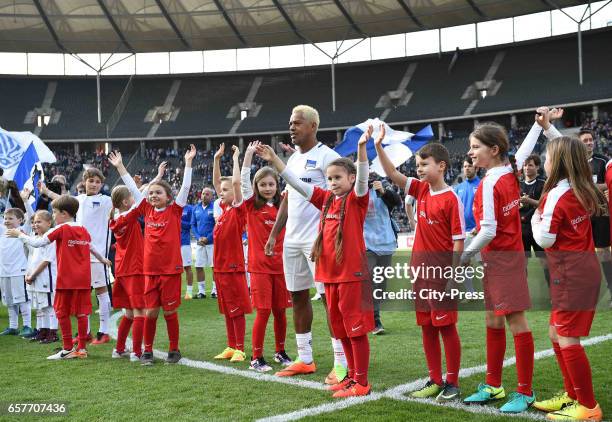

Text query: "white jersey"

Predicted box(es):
[0, 224, 29, 277]
[26, 239, 57, 293]
[285, 142, 340, 247]
[76, 193, 112, 262]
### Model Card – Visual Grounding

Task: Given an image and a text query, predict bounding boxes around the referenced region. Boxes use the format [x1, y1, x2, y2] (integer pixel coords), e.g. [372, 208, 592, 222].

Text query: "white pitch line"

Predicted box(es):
[258, 333, 612, 422]
[109, 312, 327, 391]
[388, 394, 547, 421]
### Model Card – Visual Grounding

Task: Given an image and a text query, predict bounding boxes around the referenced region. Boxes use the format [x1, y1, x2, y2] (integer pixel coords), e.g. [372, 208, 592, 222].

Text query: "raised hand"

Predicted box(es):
[156, 161, 168, 179]
[232, 145, 240, 160]
[108, 151, 123, 168]
[20, 187, 31, 202]
[185, 144, 196, 163]
[358, 124, 374, 146]
[279, 143, 296, 154]
[374, 124, 386, 147]
[246, 141, 261, 156]
[549, 108, 564, 121]
[214, 143, 225, 160]
[535, 106, 551, 130]
[255, 144, 277, 162]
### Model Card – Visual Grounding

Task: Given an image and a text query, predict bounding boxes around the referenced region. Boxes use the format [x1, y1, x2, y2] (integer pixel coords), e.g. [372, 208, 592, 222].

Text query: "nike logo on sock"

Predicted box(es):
[435, 315, 447, 320]
[230, 307, 239, 313]
[351, 325, 362, 332]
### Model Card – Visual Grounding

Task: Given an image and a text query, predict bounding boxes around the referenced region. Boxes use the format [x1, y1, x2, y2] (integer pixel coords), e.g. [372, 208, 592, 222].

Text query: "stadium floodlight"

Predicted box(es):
[240, 109, 248, 120]
[479, 88, 488, 99]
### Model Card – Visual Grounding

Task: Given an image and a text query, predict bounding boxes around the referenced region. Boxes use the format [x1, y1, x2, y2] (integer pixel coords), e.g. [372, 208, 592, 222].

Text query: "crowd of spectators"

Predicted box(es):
[581, 113, 612, 156]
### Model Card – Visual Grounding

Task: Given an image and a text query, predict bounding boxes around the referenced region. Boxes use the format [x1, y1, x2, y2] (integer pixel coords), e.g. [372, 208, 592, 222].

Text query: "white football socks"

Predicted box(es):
[97, 292, 111, 334]
[296, 332, 313, 364]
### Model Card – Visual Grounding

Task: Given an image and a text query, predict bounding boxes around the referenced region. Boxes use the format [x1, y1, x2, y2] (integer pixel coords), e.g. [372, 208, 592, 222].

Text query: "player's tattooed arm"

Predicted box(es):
[373, 124, 409, 191]
[265, 194, 287, 256]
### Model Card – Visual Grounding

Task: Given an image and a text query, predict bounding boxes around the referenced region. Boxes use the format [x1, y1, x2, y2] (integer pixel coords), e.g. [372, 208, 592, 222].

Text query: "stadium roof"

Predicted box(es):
[0, 0, 591, 54]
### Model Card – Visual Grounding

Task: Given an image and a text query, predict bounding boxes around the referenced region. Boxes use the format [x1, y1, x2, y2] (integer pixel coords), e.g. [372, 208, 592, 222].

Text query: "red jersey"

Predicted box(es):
[473, 166, 523, 252]
[241, 197, 284, 274]
[136, 201, 183, 275]
[109, 209, 144, 277]
[310, 187, 369, 283]
[213, 201, 247, 273]
[46, 223, 92, 290]
[406, 178, 465, 253]
[536, 180, 594, 252]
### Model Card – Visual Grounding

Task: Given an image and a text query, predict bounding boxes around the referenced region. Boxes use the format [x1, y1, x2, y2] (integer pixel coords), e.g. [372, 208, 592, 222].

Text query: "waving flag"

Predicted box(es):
[0, 127, 56, 190]
[334, 118, 433, 176]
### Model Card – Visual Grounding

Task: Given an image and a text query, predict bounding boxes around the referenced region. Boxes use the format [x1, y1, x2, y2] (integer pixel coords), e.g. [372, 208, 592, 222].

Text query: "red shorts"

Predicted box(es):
[144, 274, 181, 311]
[113, 275, 145, 310]
[215, 272, 252, 316]
[549, 310, 595, 338]
[324, 281, 374, 339]
[483, 271, 531, 316]
[416, 310, 458, 327]
[54, 289, 92, 319]
[250, 273, 292, 310]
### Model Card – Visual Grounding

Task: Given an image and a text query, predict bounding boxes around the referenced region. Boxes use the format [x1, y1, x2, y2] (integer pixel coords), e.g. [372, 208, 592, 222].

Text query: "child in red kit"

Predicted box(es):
[257, 126, 373, 398]
[239, 141, 292, 372]
[211, 143, 253, 363]
[8, 195, 111, 360]
[113, 145, 196, 365]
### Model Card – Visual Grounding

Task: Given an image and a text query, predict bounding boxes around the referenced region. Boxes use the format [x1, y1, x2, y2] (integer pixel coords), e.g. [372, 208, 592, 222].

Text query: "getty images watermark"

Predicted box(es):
[371, 263, 485, 301]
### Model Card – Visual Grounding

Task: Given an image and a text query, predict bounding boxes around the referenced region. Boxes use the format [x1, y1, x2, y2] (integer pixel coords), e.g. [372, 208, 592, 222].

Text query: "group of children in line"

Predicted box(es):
[1, 104, 610, 421]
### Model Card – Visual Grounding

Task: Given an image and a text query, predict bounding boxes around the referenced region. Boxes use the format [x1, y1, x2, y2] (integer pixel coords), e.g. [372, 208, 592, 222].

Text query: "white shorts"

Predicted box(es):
[194, 244, 214, 268]
[30, 291, 55, 310]
[181, 245, 193, 267]
[282, 244, 324, 294]
[91, 262, 112, 289]
[0, 276, 28, 306]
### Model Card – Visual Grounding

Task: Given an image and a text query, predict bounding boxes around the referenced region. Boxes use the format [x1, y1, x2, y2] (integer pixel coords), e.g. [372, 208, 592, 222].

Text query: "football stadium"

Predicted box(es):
[1, 1, 612, 421]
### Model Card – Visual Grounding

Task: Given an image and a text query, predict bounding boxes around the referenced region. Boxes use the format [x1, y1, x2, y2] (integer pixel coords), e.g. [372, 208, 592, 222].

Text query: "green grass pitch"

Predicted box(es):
[0, 258, 611, 422]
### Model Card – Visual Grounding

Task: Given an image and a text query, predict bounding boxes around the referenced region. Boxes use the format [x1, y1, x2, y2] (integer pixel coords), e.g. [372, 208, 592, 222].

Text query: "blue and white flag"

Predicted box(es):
[0, 127, 56, 190]
[334, 118, 433, 177]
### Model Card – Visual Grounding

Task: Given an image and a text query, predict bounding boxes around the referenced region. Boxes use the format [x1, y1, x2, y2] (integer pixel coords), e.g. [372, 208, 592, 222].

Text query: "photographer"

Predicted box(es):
[364, 173, 402, 335]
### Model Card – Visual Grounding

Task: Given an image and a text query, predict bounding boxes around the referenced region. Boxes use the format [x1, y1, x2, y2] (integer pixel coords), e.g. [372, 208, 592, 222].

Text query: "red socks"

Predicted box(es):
[553, 342, 576, 399]
[485, 327, 506, 387]
[164, 313, 179, 351]
[224, 314, 236, 349]
[351, 334, 370, 386]
[144, 316, 157, 353]
[252, 308, 271, 359]
[116, 316, 133, 353]
[272, 308, 287, 352]
[232, 315, 246, 352]
[439, 324, 461, 386]
[77, 315, 88, 350]
[58, 316, 72, 351]
[561, 344, 596, 409]
[514, 331, 534, 396]
[132, 316, 144, 357]
[421, 325, 443, 385]
[340, 337, 355, 379]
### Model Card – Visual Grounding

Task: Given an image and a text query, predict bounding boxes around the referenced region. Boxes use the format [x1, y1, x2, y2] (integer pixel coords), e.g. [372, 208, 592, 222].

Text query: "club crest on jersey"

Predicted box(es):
[92, 201, 100, 208]
[305, 159, 317, 169]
